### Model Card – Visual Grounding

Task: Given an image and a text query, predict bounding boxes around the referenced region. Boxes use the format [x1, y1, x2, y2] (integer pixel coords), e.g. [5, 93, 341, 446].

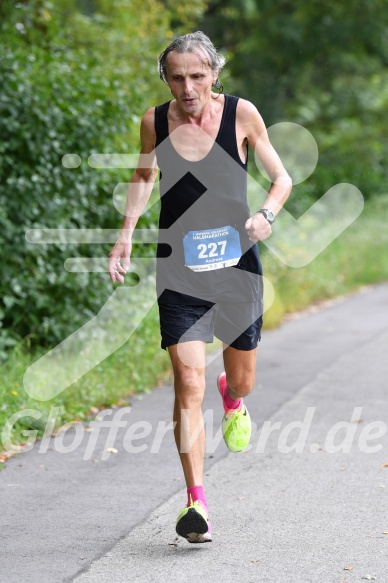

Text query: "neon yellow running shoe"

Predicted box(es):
[176, 499, 212, 543]
[217, 372, 251, 452]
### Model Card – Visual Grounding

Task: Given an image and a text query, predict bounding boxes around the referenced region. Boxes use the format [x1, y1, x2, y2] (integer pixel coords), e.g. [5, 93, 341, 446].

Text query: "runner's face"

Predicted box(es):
[165, 51, 217, 114]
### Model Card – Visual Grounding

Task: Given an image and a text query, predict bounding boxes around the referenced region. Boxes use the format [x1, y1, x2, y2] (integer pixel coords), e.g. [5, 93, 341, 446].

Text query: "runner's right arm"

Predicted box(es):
[108, 108, 158, 284]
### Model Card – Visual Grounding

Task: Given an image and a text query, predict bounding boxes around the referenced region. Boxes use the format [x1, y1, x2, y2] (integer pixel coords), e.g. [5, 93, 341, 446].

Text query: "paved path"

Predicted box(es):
[1, 284, 388, 583]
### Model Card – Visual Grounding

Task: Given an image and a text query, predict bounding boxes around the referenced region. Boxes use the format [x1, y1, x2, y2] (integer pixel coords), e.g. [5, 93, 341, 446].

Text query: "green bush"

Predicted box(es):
[0, 2, 150, 357]
[0, 0, 208, 359]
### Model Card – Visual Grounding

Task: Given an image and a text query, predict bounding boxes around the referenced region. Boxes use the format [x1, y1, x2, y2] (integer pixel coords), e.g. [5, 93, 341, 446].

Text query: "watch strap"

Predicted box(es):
[256, 208, 275, 224]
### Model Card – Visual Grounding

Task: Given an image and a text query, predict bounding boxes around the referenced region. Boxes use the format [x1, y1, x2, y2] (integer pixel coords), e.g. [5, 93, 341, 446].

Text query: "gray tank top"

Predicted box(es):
[154, 94, 262, 305]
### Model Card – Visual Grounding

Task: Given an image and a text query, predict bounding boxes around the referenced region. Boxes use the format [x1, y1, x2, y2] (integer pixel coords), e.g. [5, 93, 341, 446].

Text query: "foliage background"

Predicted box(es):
[0, 0, 204, 356]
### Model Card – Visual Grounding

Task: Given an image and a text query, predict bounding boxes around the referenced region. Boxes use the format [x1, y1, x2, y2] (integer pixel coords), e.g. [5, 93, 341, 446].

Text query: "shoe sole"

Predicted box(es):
[188, 531, 212, 543]
[176, 508, 209, 540]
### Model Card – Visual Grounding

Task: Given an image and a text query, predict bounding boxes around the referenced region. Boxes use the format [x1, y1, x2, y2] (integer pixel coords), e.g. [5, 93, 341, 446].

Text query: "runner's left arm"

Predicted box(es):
[237, 99, 292, 242]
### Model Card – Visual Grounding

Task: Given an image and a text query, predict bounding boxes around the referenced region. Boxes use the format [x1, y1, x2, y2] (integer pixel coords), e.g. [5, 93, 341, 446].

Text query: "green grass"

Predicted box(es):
[262, 194, 388, 327]
[1, 195, 388, 453]
[0, 304, 170, 452]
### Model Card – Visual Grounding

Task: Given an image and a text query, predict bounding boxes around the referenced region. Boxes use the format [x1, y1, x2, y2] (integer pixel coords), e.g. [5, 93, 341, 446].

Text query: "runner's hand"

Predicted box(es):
[245, 213, 272, 242]
[108, 239, 132, 284]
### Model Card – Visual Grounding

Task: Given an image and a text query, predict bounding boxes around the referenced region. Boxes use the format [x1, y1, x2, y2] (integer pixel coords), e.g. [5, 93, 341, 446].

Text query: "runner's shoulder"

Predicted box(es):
[236, 97, 266, 139]
[141, 107, 156, 132]
[140, 108, 156, 146]
[236, 98, 264, 124]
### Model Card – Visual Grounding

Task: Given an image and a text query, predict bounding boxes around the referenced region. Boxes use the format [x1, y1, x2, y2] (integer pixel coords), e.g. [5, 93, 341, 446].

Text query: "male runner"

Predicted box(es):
[109, 31, 292, 543]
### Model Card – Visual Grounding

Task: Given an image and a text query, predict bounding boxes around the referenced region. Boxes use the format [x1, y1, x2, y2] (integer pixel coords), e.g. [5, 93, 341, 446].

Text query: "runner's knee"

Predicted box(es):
[174, 369, 205, 407]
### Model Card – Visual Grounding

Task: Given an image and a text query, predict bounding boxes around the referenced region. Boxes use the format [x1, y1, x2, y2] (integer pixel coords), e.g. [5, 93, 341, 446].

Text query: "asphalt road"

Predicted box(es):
[1, 283, 388, 583]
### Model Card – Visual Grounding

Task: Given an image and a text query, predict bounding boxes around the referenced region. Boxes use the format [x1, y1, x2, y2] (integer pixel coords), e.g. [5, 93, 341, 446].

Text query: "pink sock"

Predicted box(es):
[187, 485, 208, 510]
[219, 373, 242, 412]
[223, 389, 242, 411]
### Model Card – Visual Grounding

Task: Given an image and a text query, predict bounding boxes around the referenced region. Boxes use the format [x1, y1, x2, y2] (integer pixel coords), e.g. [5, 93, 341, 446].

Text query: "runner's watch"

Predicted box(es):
[256, 209, 275, 224]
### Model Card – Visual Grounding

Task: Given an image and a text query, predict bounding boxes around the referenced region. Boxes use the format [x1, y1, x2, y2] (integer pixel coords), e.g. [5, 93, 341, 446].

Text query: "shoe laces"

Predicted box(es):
[224, 403, 244, 418]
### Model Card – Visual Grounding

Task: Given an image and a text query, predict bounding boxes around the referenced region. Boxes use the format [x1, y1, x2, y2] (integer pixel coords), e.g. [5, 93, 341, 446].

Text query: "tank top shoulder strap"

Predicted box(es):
[154, 101, 171, 146]
[220, 94, 239, 125]
[216, 94, 245, 167]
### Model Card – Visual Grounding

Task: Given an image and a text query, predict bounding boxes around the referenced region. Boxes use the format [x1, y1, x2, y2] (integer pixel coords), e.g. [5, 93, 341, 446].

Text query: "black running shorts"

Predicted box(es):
[159, 301, 263, 351]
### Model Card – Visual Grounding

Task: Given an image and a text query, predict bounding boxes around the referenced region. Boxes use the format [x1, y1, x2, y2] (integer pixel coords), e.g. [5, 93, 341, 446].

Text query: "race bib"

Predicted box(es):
[183, 225, 242, 272]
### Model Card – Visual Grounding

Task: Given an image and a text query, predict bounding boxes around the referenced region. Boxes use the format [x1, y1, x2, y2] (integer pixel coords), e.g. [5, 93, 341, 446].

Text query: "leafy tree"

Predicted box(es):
[200, 0, 388, 204]
[0, 0, 206, 356]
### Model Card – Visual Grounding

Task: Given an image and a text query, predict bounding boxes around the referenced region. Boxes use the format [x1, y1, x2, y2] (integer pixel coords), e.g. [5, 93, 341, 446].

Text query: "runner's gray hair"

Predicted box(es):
[157, 31, 227, 91]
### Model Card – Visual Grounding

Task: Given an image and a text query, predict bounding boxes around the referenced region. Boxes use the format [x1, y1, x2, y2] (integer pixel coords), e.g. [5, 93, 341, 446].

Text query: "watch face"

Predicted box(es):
[260, 209, 274, 223]
[266, 210, 275, 223]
